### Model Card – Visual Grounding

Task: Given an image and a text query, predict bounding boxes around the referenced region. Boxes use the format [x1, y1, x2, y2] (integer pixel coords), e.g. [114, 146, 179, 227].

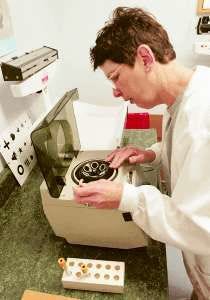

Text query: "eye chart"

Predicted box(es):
[0, 113, 36, 185]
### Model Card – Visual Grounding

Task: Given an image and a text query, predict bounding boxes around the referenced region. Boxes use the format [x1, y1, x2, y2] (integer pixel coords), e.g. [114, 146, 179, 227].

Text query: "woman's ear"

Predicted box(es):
[136, 44, 155, 72]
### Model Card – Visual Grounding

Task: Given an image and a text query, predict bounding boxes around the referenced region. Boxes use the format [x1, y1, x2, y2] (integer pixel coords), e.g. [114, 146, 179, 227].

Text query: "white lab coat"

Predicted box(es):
[119, 66, 210, 299]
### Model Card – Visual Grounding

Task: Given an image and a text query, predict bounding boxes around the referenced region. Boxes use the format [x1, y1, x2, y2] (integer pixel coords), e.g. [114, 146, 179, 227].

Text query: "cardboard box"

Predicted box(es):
[149, 114, 163, 141]
[21, 290, 80, 300]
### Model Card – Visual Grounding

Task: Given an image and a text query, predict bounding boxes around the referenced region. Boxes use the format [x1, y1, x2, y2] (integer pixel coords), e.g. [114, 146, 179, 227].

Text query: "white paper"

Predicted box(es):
[73, 101, 127, 150]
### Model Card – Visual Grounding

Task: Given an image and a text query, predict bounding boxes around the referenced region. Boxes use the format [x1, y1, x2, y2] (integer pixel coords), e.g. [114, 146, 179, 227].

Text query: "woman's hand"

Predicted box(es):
[106, 146, 156, 168]
[73, 179, 123, 209]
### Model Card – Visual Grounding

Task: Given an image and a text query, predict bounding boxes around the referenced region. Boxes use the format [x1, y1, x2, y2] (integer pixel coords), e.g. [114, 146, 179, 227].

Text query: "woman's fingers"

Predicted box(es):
[129, 153, 145, 164]
[109, 147, 141, 168]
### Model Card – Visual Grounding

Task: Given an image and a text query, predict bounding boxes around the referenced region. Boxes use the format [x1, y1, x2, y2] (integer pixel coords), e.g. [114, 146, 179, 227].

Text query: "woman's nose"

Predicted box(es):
[113, 88, 123, 98]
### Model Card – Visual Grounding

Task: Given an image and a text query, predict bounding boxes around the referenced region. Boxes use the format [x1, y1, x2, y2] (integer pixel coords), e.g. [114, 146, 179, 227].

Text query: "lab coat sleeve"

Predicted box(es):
[119, 136, 210, 255]
[146, 142, 161, 166]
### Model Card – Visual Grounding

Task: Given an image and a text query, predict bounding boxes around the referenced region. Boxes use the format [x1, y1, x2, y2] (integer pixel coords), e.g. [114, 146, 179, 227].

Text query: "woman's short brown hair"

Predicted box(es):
[90, 7, 176, 70]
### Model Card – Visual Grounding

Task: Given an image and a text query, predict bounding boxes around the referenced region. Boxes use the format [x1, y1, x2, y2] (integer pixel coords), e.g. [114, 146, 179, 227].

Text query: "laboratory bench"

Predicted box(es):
[0, 129, 168, 300]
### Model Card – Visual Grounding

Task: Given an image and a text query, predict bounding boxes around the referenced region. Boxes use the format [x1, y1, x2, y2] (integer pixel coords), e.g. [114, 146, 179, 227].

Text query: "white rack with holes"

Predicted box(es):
[61, 257, 125, 294]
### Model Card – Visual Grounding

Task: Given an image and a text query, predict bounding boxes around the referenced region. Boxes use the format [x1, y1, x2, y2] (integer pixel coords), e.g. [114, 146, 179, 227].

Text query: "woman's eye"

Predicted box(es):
[112, 75, 119, 82]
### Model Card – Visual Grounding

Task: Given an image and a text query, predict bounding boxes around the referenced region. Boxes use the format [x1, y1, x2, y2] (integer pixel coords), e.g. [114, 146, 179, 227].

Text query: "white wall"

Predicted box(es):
[50, 0, 210, 111]
[0, 0, 60, 170]
[0, 0, 209, 172]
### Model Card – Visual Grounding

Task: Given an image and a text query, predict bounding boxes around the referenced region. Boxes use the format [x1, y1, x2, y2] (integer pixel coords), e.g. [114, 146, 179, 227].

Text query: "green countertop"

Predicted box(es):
[0, 129, 168, 300]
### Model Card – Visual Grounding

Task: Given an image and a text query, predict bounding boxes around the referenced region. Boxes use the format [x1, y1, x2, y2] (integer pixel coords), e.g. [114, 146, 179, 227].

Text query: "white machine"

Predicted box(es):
[1, 46, 58, 110]
[31, 88, 150, 249]
[0, 46, 59, 185]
